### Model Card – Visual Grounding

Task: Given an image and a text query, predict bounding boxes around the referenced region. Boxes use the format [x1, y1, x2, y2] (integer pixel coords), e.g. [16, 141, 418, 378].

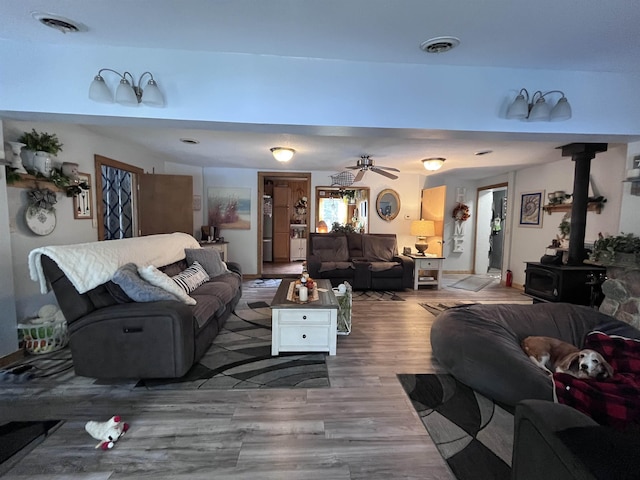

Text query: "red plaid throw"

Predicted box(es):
[553, 331, 640, 429]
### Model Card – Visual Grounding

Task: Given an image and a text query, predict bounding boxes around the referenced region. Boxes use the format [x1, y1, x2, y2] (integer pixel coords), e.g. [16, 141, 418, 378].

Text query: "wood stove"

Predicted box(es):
[524, 262, 606, 306]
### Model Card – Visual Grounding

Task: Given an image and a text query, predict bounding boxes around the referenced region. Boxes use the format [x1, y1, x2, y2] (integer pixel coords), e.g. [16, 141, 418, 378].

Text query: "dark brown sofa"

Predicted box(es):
[40, 254, 242, 380]
[306, 233, 413, 290]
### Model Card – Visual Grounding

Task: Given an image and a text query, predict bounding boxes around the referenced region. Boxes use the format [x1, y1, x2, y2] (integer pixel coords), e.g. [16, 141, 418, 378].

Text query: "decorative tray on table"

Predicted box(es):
[286, 279, 319, 303]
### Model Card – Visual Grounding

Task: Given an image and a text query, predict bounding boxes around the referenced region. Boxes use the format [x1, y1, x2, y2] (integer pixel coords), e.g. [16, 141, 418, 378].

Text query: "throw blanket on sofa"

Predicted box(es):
[553, 331, 640, 429]
[29, 232, 200, 294]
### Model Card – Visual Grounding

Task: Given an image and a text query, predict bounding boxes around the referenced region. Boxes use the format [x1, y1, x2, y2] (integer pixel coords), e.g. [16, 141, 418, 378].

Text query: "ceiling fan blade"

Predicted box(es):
[345, 165, 361, 170]
[371, 167, 398, 180]
[376, 166, 400, 172]
[354, 169, 365, 182]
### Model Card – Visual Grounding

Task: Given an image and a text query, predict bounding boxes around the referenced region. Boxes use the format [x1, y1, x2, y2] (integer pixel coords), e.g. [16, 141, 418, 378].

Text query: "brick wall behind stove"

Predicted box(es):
[599, 266, 640, 328]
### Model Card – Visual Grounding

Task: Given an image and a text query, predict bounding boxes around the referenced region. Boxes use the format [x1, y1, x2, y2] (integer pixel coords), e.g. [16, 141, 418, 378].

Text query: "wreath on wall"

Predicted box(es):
[452, 203, 470, 222]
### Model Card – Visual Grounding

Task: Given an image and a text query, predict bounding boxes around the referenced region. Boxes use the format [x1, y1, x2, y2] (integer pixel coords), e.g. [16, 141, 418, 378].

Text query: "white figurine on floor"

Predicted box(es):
[85, 415, 129, 450]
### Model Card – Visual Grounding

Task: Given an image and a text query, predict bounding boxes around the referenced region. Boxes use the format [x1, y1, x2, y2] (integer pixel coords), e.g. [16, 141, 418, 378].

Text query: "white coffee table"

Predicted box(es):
[270, 279, 339, 356]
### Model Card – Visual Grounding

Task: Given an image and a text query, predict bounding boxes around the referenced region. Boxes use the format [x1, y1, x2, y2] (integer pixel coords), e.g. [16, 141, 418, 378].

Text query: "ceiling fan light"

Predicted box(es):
[529, 97, 551, 121]
[506, 94, 528, 119]
[550, 97, 572, 121]
[422, 157, 445, 171]
[270, 147, 295, 162]
[88, 75, 113, 103]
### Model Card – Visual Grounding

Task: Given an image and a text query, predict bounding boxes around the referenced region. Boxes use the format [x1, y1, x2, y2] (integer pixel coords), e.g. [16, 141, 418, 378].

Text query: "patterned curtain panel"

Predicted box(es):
[102, 165, 134, 240]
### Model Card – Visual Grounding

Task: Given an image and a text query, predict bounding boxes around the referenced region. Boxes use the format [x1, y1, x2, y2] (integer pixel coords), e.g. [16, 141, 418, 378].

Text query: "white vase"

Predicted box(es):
[33, 151, 52, 177]
[21, 149, 35, 171]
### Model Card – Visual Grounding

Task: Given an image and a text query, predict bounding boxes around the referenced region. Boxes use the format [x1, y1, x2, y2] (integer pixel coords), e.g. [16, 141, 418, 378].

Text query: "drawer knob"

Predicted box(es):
[302, 334, 307, 339]
[302, 315, 307, 320]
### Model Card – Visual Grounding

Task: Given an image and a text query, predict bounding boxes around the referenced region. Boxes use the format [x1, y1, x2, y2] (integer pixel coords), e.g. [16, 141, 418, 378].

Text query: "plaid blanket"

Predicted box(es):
[554, 331, 640, 429]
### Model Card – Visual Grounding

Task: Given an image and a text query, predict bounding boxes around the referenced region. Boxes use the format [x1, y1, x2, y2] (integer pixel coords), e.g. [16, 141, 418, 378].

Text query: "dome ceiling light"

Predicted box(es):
[270, 147, 295, 162]
[422, 157, 446, 171]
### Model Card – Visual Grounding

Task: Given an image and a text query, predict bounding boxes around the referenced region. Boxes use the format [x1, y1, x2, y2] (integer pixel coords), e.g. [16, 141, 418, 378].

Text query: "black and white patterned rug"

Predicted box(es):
[398, 373, 514, 480]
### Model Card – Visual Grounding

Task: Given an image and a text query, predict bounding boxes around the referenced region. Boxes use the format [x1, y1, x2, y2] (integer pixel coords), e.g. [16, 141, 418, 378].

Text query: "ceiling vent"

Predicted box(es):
[420, 36, 460, 54]
[32, 12, 85, 34]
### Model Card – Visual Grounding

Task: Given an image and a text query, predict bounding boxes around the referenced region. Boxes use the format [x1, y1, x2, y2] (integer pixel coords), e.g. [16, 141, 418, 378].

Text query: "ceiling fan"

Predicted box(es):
[346, 155, 399, 181]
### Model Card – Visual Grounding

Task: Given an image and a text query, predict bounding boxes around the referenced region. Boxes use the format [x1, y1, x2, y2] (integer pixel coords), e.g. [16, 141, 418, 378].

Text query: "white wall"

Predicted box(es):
[620, 141, 640, 234]
[508, 144, 628, 286]
[3, 120, 175, 323]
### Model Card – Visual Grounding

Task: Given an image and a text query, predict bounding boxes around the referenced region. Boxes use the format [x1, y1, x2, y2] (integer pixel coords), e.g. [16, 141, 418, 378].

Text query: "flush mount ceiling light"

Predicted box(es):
[32, 12, 86, 33]
[419, 36, 460, 54]
[422, 157, 446, 171]
[506, 88, 572, 121]
[270, 147, 295, 162]
[89, 69, 164, 107]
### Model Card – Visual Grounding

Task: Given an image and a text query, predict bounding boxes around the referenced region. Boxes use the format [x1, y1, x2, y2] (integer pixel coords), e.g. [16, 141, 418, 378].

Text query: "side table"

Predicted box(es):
[408, 254, 444, 290]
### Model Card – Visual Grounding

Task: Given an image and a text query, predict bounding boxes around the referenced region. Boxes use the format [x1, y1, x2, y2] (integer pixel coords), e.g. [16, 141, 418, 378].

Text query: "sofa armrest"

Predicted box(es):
[394, 255, 415, 289]
[226, 261, 242, 276]
[68, 301, 196, 379]
[511, 400, 598, 480]
[306, 254, 322, 277]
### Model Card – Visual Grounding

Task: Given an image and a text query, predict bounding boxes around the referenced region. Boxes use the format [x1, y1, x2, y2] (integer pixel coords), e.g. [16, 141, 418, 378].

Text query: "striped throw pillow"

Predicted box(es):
[172, 261, 210, 294]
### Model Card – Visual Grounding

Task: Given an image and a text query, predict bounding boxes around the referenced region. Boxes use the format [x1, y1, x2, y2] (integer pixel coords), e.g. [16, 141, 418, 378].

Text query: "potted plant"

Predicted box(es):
[17, 129, 64, 177]
[590, 232, 640, 266]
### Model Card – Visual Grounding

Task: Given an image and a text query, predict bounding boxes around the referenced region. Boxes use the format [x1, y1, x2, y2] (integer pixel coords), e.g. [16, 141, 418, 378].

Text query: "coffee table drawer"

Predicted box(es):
[278, 325, 332, 349]
[278, 309, 331, 325]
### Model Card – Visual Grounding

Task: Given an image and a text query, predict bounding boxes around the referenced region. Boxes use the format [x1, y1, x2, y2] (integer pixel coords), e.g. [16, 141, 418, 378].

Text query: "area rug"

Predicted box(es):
[449, 275, 496, 292]
[351, 290, 405, 301]
[248, 278, 282, 288]
[419, 302, 477, 316]
[398, 373, 514, 480]
[6, 301, 329, 390]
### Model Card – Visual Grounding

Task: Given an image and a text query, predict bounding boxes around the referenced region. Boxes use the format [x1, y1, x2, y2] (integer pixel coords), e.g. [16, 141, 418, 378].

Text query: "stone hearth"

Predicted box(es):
[599, 265, 640, 328]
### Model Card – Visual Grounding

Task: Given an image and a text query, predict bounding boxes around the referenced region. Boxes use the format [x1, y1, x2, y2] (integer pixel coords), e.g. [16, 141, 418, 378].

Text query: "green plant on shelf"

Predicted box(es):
[17, 129, 63, 155]
[590, 232, 640, 266]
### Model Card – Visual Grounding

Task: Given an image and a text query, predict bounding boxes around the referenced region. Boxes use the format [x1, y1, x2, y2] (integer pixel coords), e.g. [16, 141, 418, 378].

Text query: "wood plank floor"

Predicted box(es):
[0, 274, 529, 479]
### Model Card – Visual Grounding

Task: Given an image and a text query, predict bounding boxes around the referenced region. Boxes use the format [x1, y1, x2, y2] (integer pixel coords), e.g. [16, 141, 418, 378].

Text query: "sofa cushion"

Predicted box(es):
[138, 264, 197, 305]
[171, 261, 210, 293]
[346, 233, 364, 257]
[369, 261, 401, 273]
[312, 235, 349, 262]
[319, 261, 354, 272]
[112, 263, 179, 303]
[363, 235, 397, 261]
[158, 259, 189, 277]
[185, 248, 229, 278]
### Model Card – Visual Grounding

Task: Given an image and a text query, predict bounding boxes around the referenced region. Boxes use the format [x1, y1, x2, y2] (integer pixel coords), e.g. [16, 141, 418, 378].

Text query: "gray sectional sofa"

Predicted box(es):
[306, 232, 413, 290]
[39, 245, 242, 380]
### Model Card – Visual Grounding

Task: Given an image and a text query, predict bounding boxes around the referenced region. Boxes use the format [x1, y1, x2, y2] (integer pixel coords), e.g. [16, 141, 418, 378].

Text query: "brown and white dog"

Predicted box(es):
[521, 336, 613, 380]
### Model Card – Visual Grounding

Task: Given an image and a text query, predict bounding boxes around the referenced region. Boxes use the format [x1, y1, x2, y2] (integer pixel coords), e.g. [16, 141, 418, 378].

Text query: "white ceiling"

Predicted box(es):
[2, 0, 640, 179]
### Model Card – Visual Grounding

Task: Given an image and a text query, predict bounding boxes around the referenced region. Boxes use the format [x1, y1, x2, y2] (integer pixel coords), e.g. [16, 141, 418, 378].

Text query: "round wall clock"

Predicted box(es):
[25, 207, 56, 236]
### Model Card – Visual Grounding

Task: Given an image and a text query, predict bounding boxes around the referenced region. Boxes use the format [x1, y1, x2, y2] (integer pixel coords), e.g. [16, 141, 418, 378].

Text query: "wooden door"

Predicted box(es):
[421, 186, 446, 257]
[273, 185, 291, 261]
[138, 173, 193, 236]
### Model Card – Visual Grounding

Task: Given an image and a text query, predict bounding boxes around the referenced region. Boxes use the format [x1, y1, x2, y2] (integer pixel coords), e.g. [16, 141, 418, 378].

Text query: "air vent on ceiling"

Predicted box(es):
[420, 36, 460, 54]
[32, 12, 85, 34]
[180, 138, 200, 145]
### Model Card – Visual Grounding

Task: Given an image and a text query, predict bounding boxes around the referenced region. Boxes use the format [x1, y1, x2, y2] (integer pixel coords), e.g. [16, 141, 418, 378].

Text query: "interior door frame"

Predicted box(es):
[94, 155, 144, 241]
[473, 182, 508, 275]
[257, 172, 311, 277]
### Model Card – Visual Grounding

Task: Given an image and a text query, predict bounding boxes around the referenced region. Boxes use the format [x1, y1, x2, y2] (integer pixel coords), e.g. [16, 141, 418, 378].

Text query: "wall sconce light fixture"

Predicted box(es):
[89, 69, 164, 107]
[270, 147, 295, 162]
[422, 157, 446, 171]
[506, 88, 571, 121]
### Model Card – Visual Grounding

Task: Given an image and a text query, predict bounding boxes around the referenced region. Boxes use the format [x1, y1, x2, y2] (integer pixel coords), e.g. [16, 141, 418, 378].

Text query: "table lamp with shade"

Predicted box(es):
[410, 220, 435, 255]
[316, 220, 328, 233]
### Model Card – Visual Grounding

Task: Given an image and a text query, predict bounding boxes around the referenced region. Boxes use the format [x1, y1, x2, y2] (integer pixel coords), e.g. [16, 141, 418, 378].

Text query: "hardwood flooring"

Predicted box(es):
[0, 275, 529, 479]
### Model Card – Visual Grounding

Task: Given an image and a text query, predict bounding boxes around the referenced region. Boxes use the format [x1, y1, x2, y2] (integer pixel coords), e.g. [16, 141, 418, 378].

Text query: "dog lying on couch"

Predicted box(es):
[29, 233, 242, 379]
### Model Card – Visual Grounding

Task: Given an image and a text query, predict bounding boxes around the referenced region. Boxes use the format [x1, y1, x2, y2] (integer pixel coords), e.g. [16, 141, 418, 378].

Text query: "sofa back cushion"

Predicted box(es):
[363, 235, 397, 262]
[311, 234, 349, 262]
[346, 233, 364, 257]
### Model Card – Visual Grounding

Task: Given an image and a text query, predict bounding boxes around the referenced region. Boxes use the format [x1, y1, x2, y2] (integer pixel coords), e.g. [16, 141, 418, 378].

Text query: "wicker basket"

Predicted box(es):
[17, 318, 68, 354]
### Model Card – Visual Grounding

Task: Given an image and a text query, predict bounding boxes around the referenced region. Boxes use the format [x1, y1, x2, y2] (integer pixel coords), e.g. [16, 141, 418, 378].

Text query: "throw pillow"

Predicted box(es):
[185, 248, 229, 278]
[111, 263, 179, 303]
[171, 261, 210, 294]
[138, 265, 197, 305]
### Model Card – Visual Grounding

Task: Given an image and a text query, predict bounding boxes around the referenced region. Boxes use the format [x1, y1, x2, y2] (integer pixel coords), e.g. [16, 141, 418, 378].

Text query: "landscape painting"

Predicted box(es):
[207, 187, 251, 229]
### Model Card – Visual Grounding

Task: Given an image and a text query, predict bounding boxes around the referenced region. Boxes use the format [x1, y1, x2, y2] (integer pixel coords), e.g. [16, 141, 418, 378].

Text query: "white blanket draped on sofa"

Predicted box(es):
[29, 232, 200, 294]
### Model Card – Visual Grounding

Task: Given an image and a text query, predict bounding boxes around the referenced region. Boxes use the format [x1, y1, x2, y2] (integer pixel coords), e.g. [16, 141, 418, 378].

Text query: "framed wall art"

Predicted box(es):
[207, 187, 251, 229]
[73, 172, 93, 220]
[519, 190, 544, 227]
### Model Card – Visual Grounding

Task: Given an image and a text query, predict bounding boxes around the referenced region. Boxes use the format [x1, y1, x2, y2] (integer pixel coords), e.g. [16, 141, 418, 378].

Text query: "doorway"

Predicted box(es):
[257, 172, 311, 278]
[474, 183, 508, 277]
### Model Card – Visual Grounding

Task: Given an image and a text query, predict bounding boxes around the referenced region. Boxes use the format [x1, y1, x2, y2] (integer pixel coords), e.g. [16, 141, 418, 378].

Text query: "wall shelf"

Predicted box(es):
[543, 202, 603, 215]
[7, 173, 63, 193]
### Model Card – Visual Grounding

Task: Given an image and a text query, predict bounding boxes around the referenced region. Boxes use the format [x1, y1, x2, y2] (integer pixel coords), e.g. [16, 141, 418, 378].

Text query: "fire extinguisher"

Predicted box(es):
[506, 269, 513, 287]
